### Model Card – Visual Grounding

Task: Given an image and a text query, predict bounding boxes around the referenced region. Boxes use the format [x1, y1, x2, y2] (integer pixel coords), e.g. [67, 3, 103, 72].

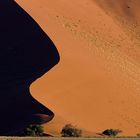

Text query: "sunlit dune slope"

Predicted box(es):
[16, 0, 140, 136]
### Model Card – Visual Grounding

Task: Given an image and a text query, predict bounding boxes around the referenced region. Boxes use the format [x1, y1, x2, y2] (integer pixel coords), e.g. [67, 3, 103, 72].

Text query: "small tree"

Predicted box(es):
[102, 129, 122, 137]
[24, 124, 44, 136]
[61, 124, 82, 137]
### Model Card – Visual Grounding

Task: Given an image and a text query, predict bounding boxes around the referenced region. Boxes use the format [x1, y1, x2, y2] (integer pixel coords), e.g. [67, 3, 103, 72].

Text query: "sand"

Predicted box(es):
[16, 0, 140, 136]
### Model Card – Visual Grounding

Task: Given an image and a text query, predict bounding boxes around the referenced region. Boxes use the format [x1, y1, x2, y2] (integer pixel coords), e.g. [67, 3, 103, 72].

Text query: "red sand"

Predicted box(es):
[16, 0, 140, 136]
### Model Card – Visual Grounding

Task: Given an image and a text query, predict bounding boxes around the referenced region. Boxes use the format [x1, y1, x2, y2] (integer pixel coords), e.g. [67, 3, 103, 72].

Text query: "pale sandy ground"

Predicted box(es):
[1, 138, 140, 140]
[16, 0, 140, 137]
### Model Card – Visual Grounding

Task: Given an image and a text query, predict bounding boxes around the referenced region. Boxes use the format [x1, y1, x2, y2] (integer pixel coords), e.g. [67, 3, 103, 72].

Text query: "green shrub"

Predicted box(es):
[61, 124, 82, 137]
[102, 129, 122, 137]
[23, 124, 44, 136]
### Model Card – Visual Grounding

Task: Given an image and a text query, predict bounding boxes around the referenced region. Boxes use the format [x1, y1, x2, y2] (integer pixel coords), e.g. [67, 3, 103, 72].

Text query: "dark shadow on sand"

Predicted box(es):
[0, 1, 60, 135]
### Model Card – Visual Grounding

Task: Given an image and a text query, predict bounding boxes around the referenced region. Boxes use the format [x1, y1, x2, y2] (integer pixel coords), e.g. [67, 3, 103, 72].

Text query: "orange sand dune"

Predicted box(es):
[16, 0, 140, 136]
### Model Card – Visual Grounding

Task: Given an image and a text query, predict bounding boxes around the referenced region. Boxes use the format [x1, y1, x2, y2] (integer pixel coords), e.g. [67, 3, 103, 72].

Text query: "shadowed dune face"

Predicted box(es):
[0, 1, 59, 135]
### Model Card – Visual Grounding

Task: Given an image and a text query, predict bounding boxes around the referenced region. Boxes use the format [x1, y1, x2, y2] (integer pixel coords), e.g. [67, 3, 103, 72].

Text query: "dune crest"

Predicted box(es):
[0, 1, 59, 135]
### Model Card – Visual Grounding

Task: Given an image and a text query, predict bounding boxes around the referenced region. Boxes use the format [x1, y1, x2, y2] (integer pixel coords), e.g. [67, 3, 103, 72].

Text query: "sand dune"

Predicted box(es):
[16, 0, 140, 136]
[0, 1, 59, 135]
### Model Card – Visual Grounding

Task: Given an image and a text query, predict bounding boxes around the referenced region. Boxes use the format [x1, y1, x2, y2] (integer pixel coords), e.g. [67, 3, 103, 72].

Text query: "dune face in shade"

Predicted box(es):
[0, 1, 60, 135]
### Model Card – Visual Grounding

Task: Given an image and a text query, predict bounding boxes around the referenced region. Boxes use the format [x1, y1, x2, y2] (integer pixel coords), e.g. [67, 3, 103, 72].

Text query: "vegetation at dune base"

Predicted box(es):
[61, 124, 82, 137]
[102, 129, 122, 137]
[137, 133, 140, 137]
[23, 124, 44, 136]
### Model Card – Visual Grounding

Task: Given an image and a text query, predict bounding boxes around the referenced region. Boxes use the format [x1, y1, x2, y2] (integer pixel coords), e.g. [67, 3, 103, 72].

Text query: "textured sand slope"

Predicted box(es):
[16, 0, 140, 136]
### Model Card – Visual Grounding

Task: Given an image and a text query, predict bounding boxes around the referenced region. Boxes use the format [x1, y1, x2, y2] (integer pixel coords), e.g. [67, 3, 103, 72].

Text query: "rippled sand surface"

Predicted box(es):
[17, 0, 140, 136]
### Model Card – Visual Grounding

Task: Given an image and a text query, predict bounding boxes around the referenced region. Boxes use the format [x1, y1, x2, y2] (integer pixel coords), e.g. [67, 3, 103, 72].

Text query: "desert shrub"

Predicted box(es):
[137, 133, 140, 137]
[23, 124, 44, 136]
[102, 129, 122, 137]
[61, 124, 82, 137]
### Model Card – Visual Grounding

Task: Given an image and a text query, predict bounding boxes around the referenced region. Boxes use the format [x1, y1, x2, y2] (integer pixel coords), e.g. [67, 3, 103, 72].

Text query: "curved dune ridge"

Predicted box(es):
[16, 0, 140, 136]
[0, 1, 59, 135]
